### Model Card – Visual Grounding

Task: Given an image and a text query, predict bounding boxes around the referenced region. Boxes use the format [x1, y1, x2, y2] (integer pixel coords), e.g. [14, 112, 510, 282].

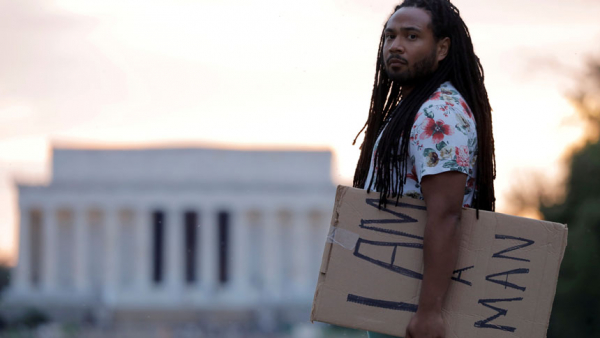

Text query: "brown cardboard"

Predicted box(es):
[311, 185, 568, 338]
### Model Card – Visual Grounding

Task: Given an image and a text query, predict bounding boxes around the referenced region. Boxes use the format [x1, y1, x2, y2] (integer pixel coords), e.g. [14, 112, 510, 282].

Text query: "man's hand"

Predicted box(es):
[405, 310, 445, 338]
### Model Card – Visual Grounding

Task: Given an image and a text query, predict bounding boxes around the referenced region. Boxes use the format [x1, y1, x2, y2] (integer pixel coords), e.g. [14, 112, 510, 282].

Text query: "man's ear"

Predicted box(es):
[437, 37, 450, 62]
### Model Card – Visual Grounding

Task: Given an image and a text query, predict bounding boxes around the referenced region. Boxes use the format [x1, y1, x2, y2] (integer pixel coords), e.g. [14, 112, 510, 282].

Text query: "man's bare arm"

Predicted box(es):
[406, 171, 466, 338]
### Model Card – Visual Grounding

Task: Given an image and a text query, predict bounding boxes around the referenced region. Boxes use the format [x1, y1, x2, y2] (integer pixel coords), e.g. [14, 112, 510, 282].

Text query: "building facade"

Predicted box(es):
[4, 147, 336, 325]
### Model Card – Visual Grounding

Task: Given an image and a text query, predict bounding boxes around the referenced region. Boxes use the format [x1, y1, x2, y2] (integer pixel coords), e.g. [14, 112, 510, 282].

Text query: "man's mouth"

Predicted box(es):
[388, 57, 407, 67]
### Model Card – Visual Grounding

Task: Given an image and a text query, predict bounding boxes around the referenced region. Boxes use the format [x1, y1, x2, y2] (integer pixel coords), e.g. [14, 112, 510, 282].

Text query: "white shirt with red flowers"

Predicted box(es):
[363, 81, 478, 207]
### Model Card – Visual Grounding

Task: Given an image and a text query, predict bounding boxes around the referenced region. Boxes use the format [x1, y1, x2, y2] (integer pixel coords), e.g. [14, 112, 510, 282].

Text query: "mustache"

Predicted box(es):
[387, 55, 408, 64]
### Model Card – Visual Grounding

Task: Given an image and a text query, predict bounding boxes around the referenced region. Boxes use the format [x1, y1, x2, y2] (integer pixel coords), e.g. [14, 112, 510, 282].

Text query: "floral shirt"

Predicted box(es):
[363, 81, 478, 207]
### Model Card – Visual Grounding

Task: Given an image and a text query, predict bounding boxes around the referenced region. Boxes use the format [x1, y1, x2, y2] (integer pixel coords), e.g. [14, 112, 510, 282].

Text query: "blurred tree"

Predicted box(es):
[0, 262, 8, 297]
[568, 60, 600, 141]
[541, 58, 600, 338]
[0, 262, 9, 332]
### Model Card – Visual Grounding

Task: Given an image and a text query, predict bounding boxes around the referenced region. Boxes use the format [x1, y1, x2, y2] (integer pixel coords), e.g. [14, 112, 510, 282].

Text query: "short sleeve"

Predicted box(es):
[409, 103, 477, 183]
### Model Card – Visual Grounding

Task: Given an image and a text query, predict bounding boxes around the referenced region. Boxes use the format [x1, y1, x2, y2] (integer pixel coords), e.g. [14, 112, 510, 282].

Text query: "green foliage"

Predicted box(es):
[547, 199, 600, 337]
[542, 142, 600, 226]
[543, 59, 600, 338]
[0, 263, 7, 331]
[0, 263, 8, 296]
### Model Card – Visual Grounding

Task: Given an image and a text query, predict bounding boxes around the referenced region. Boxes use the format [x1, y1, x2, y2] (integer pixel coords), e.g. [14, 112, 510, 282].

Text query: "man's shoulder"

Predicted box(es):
[424, 82, 466, 109]
[415, 81, 475, 123]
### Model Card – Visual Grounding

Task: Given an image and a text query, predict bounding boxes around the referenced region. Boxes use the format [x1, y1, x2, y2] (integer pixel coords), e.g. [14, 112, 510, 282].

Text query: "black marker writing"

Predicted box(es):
[347, 294, 418, 313]
[485, 268, 530, 292]
[358, 198, 426, 240]
[474, 297, 524, 332]
[354, 238, 423, 280]
[452, 265, 475, 286]
[492, 235, 535, 262]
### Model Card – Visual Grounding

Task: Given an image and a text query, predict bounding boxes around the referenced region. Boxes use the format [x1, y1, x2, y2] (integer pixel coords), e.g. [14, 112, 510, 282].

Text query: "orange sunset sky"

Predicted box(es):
[1, 0, 599, 263]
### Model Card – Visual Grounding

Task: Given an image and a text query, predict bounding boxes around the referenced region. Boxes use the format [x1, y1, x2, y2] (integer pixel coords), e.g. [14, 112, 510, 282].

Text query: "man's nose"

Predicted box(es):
[389, 39, 405, 54]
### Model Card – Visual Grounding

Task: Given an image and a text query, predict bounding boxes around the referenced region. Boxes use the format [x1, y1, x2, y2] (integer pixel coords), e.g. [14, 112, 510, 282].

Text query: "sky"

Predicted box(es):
[1, 0, 599, 263]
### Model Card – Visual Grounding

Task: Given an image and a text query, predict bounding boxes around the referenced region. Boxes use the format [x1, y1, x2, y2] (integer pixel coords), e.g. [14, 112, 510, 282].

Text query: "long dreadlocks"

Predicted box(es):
[352, 0, 496, 212]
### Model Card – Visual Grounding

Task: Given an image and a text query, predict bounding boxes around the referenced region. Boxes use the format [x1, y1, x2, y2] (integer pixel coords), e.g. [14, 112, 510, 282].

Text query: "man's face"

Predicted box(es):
[383, 7, 441, 86]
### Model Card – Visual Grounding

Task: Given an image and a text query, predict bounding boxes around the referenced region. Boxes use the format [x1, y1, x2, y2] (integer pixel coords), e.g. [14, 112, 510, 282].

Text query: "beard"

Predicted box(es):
[384, 49, 438, 86]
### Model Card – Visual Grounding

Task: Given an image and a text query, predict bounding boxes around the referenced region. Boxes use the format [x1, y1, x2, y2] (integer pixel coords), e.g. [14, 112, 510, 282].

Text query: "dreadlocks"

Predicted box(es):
[352, 0, 496, 212]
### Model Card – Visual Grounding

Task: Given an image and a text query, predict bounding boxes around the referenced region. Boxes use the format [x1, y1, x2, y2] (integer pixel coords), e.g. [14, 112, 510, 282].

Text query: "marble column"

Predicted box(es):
[135, 205, 151, 293]
[293, 208, 311, 295]
[13, 205, 31, 293]
[74, 206, 89, 294]
[231, 209, 251, 296]
[104, 206, 119, 303]
[42, 206, 57, 293]
[264, 208, 282, 299]
[166, 207, 183, 292]
[200, 209, 217, 294]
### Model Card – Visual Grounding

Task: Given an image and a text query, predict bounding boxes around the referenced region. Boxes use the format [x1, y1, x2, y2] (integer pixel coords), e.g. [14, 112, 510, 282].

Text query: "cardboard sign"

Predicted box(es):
[311, 186, 568, 338]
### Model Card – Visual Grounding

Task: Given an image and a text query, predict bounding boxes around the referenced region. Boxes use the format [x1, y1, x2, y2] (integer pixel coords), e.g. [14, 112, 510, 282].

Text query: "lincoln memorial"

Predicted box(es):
[4, 147, 336, 327]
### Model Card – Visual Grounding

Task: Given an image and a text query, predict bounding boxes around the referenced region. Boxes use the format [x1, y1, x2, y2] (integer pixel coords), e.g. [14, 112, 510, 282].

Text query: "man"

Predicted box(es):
[351, 1, 496, 337]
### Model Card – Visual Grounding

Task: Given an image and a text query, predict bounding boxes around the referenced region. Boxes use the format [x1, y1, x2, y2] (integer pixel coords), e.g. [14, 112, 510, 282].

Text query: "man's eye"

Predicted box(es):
[408, 34, 417, 40]
[385, 34, 396, 39]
